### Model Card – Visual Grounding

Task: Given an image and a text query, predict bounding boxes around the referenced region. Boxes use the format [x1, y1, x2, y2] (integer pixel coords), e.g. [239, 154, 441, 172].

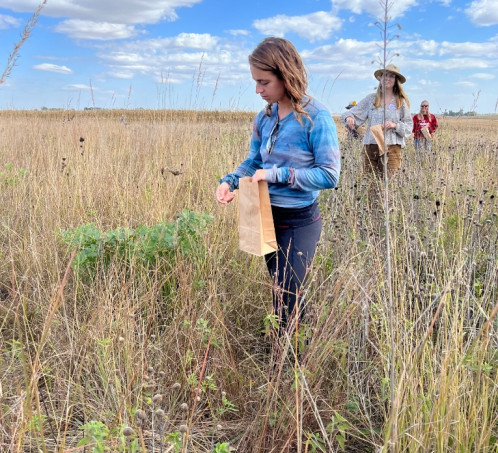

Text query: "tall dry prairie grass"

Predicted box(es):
[0, 109, 496, 452]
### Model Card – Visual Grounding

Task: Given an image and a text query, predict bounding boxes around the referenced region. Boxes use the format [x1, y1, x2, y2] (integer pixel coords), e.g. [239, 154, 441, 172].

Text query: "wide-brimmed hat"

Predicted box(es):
[374, 64, 406, 84]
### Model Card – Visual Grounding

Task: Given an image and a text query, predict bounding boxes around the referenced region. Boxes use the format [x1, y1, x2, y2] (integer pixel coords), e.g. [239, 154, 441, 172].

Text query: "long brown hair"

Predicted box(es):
[249, 37, 311, 122]
[373, 75, 410, 109]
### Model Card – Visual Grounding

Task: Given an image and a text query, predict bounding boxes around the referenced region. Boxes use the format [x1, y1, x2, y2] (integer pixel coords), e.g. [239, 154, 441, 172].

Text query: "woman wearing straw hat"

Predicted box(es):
[413, 100, 438, 151]
[340, 64, 412, 177]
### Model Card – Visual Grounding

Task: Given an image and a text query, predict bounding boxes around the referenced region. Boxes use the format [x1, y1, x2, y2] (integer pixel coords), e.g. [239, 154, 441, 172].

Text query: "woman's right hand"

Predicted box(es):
[346, 117, 355, 129]
[216, 182, 235, 204]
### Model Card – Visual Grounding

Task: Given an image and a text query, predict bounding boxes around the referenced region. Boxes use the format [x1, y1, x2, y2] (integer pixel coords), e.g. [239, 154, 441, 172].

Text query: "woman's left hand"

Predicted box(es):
[251, 169, 267, 183]
[384, 121, 397, 130]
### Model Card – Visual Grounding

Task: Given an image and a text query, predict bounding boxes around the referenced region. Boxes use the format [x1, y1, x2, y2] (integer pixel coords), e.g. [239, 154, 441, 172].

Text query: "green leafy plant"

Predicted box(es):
[326, 411, 350, 450]
[60, 209, 212, 280]
[167, 431, 183, 452]
[77, 422, 140, 452]
[77, 420, 110, 453]
[212, 442, 232, 452]
[305, 432, 327, 452]
[1, 162, 27, 186]
[263, 313, 279, 334]
[217, 394, 238, 417]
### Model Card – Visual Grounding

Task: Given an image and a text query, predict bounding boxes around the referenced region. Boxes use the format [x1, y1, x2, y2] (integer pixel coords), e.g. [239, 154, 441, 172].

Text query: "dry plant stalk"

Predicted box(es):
[0, 0, 48, 85]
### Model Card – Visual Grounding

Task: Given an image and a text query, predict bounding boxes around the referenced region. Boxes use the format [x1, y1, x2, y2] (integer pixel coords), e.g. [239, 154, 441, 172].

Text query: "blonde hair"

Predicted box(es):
[417, 100, 431, 120]
[249, 37, 311, 122]
[373, 76, 410, 109]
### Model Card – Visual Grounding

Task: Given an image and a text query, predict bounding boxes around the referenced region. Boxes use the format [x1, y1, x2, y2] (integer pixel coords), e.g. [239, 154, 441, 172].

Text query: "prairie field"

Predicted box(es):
[0, 110, 496, 452]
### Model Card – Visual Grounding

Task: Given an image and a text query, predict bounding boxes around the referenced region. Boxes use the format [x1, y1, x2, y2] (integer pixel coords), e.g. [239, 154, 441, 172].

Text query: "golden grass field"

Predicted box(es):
[0, 110, 496, 452]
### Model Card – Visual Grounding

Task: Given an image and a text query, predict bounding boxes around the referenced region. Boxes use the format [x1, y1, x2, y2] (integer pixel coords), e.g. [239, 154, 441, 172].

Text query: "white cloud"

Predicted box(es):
[0, 0, 203, 24]
[470, 72, 495, 79]
[121, 33, 218, 52]
[416, 40, 439, 56]
[332, 0, 418, 19]
[55, 20, 140, 40]
[0, 13, 21, 29]
[253, 11, 343, 42]
[417, 79, 440, 87]
[455, 80, 477, 89]
[409, 57, 490, 70]
[33, 63, 73, 74]
[228, 29, 250, 37]
[305, 38, 379, 59]
[97, 33, 246, 86]
[466, 0, 498, 26]
[440, 40, 498, 57]
[170, 33, 218, 49]
[63, 83, 93, 90]
[106, 71, 134, 79]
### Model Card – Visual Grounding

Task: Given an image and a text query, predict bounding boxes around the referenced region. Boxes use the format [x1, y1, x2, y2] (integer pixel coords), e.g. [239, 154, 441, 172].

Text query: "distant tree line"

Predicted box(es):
[442, 108, 477, 117]
[40, 106, 102, 111]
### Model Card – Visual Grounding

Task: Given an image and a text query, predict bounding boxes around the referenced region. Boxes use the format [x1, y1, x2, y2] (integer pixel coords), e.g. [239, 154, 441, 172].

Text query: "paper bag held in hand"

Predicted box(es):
[238, 177, 278, 256]
[420, 125, 431, 140]
[370, 124, 386, 156]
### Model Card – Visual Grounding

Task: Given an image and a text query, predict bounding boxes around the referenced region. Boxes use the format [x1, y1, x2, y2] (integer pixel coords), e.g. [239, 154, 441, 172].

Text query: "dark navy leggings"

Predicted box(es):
[264, 201, 322, 330]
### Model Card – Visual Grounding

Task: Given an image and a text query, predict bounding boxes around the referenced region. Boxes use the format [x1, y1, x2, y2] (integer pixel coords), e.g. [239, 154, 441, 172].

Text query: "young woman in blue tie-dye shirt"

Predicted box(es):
[216, 37, 341, 334]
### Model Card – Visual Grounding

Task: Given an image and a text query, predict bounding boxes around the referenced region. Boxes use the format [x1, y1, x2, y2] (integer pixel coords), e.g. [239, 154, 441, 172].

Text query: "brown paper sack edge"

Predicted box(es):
[420, 125, 431, 140]
[370, 124, 386, 156]
[238, 177, 277, 256]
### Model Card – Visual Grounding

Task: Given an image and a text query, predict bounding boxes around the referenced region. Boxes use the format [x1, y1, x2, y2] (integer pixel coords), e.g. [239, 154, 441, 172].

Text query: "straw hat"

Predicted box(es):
[374, 64, 406, 84]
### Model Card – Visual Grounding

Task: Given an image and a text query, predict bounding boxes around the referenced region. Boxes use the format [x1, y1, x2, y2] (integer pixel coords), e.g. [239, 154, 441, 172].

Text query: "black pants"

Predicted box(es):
[265, 201, 322, 330]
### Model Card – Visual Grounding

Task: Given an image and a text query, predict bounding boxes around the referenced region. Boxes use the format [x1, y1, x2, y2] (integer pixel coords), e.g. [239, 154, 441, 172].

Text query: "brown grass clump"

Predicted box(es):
[0, 110, 496, 452]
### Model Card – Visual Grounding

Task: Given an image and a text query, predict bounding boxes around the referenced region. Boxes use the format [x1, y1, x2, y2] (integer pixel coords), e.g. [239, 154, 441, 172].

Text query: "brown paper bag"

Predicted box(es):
[421, 125, 431, 140]
[370, 124, 386, 156]
[238, 177, 278, 256]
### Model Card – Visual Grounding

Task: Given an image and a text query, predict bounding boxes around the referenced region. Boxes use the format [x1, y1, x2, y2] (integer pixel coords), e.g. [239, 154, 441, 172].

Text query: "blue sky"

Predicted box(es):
[0, 0, 497, 114]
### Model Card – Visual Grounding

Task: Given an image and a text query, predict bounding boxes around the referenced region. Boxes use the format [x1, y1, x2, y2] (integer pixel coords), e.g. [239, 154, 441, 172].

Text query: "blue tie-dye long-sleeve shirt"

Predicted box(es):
[220, 99, 341, 208]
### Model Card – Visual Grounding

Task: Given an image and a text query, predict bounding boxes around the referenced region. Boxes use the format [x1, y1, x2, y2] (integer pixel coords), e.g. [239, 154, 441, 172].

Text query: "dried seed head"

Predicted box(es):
[147, 366, 154, 374]
[155, 409, 165, 418]
[159, 371, 165, 377]
[216, 424, 223, 431]
[118, 336, 125, 343]
[180, 403, 188, 411]
[152, 394, 163, 405]
[123, 426, 134, 437]
[172, 382, 181, 390]
[135, 409, 147, 420]
[179, 424, 188, 433]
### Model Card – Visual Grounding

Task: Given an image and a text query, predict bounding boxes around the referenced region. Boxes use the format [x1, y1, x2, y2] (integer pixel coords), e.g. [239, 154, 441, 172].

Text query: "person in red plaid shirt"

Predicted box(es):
[413, 100, 438, 151]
